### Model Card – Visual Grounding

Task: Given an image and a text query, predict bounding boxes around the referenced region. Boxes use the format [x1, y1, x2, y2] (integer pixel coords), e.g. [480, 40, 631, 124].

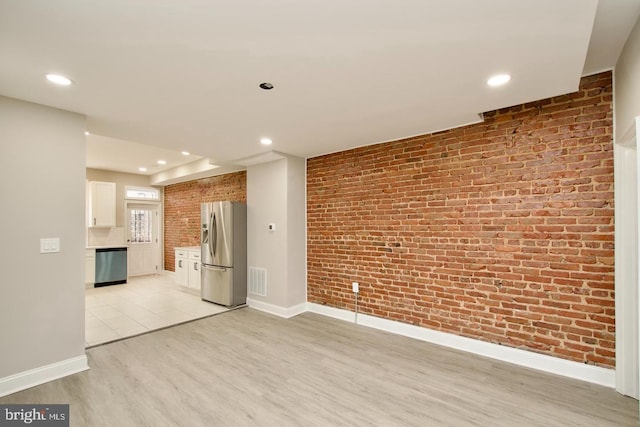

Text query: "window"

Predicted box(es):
[129, 209, 153, 243]
[125, 186, 160, 200]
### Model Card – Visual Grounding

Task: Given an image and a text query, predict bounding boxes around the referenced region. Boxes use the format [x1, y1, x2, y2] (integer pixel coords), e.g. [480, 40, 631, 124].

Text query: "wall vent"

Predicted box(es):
[248, 267, 267, 296]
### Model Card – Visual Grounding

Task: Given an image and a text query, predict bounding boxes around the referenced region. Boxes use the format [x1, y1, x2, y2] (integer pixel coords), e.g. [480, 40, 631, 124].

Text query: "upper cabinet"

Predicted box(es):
[88, 181, 116, 227]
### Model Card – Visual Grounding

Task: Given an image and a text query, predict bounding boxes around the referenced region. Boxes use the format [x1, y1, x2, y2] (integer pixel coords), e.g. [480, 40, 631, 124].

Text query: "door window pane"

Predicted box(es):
[129, 209, 152, 243]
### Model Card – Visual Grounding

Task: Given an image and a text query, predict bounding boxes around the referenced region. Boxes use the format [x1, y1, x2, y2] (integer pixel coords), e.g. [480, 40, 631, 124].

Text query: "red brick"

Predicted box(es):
[306, 72, 614, 367]
[164, 172, 247, 271]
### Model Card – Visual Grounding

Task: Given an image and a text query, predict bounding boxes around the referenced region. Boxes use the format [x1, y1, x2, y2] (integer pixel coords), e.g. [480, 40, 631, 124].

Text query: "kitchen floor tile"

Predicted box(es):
[85, 325, 119, 346]
[101, 315, 142, 331]
[113, 323, 147, 338]
[85, 317, 108, 329]
[135, 316, 173, 330]
[89, 306, 124, 319]
[85, 273, 231, 347]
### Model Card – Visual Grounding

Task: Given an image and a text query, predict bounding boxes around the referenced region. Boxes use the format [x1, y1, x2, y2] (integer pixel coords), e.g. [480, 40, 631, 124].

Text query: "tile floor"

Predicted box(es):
[85, 273, 231, 347]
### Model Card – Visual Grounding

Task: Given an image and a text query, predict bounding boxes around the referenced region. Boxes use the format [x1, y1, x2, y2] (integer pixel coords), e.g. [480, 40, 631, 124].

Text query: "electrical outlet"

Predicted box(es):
[352, 282, 359, 293]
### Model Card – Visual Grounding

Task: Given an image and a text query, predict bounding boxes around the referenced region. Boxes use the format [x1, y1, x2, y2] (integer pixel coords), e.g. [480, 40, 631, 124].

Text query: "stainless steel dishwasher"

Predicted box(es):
[95, 247, 128, 287]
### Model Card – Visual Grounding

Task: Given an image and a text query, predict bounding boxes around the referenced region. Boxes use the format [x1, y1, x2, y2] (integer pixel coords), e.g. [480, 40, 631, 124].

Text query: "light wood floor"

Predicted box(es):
[1, 309, 637, 426]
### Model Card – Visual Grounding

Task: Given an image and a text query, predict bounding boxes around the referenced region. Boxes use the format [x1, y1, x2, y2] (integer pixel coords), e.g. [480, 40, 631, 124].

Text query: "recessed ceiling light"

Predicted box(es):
[138, 167, 147, 172]
[84, 131, 90, 136]
[46, 73, 73, 86]
[157, 160, 167, 165]
[260, 138, 273, 146]
[487, 74, 511, 87]
[181, 151, 190, 156]
[259, 82, 274, 90]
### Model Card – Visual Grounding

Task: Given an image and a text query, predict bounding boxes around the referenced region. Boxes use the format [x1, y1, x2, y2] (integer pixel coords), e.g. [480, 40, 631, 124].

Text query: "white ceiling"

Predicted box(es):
[86, 134, 203, 175]
[1, 0, 639, 182]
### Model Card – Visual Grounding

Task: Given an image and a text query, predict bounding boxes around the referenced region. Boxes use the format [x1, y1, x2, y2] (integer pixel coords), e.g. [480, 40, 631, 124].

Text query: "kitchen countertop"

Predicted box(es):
[175, 246, 200, 251]
[87, 245, 128, 249]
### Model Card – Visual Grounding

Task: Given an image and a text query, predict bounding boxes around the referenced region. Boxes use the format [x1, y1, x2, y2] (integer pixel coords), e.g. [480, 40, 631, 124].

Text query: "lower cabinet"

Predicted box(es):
[85, 249, 95, 287]
[188, 251, 201, 292]
[175, 249, 189, 287]
[175, 247, 201, 293]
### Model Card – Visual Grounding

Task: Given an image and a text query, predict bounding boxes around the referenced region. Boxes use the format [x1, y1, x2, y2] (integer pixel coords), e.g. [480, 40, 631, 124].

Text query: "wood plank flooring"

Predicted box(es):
[1, 308, 637, 426]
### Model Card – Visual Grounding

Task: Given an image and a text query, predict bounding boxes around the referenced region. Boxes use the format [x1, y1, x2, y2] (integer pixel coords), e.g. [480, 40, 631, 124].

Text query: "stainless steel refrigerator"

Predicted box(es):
[201, 201, 247, 306]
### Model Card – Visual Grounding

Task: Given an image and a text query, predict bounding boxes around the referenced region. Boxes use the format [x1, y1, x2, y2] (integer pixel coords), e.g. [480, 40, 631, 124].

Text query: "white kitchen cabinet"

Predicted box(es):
[89, 181, 116, 227]
[188, 251, 201, 292]
[85, 248, 95, 287]
[175, 247, 201, 292]
[175, 249, 189, 287]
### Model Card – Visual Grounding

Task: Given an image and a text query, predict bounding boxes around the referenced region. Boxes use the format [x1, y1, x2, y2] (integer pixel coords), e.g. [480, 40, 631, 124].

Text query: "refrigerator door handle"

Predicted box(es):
[211, 211, 217, 258]
[202, 264, 227, 271]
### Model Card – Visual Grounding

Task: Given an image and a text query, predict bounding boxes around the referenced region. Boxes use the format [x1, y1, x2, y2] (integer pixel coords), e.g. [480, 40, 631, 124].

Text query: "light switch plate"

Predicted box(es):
[268, 223, 276, 231]
[40, 238, 60, 253]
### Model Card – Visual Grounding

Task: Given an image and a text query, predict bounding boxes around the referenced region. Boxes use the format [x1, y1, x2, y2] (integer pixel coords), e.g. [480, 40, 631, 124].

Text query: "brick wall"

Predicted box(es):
[164, 171, 246, 270]
[307, 72, 614, 367]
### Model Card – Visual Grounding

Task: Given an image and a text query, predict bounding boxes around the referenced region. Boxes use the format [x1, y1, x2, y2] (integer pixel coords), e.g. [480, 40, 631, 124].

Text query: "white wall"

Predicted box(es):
[614, 15, 640, 399]
[247, 159, 288, 307]
[246, 155, 306, 314]
[86, 168, 159, 227]
[286, 156, 306, 307]
[615, 16, 640, 137]
[0, 96, 88, 392]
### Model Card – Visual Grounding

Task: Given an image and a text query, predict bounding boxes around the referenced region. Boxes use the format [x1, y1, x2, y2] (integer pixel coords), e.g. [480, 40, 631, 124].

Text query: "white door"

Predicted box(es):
[127, 203, 160, 277]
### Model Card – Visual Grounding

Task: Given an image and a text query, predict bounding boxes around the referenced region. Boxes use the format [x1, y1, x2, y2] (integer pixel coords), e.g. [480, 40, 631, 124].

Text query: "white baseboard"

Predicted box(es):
[247, 298, 307, 319]
[0, 355, 89, 397]
[306, 303, 615, 388]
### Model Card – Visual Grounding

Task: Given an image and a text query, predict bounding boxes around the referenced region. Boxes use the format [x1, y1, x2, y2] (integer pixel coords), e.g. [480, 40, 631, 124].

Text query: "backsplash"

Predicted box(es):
[88, 227, 125, 247]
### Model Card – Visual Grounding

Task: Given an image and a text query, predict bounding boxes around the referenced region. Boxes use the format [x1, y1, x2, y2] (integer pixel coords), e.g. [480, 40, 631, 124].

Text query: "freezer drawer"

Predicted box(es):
[201, 264, 245, 306]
